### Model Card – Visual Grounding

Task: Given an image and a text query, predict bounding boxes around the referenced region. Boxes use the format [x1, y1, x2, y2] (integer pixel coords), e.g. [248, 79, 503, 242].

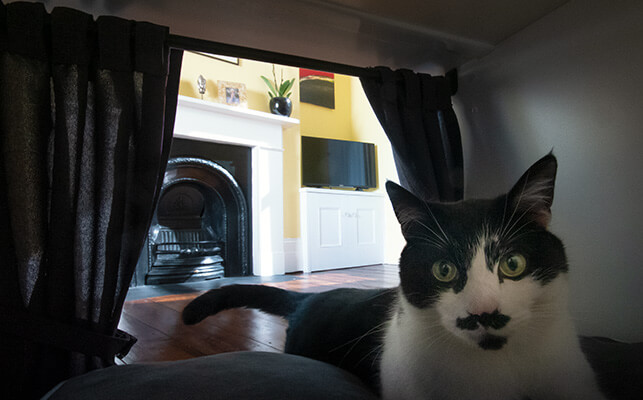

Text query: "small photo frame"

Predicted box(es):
[217, 80, 247, 107]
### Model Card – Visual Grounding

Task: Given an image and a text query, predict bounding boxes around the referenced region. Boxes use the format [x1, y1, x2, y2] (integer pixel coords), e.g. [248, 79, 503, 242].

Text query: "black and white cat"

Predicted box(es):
[182, 153, 606, 399]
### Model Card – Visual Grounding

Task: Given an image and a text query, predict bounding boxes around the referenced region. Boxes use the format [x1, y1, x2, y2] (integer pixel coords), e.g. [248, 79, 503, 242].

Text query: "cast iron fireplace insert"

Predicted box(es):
[143, 156, 250, 285]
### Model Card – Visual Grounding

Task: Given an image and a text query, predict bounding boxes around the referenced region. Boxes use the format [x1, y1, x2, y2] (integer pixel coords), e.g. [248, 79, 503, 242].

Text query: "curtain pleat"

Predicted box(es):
[360, 67, 464, 202]
[0, 2, 181, 398]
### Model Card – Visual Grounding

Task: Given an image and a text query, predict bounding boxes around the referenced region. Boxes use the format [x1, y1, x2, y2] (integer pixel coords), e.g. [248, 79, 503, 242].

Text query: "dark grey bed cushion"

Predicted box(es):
[44, 337, 642, 399]
[44, 351, 379, 400]
[580, 336, 643, 400]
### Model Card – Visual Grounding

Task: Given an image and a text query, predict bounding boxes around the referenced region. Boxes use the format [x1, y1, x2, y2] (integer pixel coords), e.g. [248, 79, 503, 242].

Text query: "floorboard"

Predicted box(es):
[118, 264, 399, 364]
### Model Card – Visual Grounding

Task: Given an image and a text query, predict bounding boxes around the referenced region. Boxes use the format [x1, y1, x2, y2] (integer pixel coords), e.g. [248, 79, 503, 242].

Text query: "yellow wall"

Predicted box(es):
[179, 51, 303, 237]
[178, 53, 403, 261]
[179, 51, 300, 116]
[299, 74, 355, 140]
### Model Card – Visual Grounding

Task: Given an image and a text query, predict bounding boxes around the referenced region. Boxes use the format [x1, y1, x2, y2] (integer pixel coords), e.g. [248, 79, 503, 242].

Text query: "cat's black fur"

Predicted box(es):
[183, 285, 396, 390]
[182, 153, 577, 396]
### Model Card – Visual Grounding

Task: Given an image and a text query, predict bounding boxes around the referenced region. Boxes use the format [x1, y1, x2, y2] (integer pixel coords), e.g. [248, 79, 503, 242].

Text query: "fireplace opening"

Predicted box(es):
[143, 156, 250, 285]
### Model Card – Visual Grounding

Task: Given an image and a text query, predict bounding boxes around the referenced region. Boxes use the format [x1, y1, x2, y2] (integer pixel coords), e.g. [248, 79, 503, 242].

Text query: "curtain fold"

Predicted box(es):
[360, 67, 464, 202]
[0, 2, 181, 398]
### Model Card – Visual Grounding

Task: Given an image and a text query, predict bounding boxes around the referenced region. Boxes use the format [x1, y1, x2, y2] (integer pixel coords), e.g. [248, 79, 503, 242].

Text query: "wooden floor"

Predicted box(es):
[118, 264, 399, 364]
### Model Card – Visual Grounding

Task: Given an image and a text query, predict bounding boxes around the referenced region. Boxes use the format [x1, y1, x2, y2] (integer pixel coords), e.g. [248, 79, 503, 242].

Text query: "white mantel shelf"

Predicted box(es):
[172, 95, 298, 276]
[177, 95, 299, 127]
[173, 95, 299, 150]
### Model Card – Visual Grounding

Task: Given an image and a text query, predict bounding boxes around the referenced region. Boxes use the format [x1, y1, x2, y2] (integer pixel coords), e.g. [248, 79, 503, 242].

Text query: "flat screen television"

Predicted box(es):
[301, 136, 377, 190]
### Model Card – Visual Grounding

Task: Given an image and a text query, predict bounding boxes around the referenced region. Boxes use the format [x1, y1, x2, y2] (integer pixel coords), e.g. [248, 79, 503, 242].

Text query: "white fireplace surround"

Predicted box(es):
[172, 95, 299, 276]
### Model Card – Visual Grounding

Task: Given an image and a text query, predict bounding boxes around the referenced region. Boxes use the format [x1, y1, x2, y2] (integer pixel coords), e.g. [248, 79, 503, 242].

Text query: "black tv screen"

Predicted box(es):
[301, 136, 376, 189]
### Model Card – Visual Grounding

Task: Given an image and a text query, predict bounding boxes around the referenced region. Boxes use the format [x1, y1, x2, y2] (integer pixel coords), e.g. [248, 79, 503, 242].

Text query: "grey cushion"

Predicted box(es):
[580, 336, 643, 400]
[44, 351, 379, 400]
[44, 338, 643, 400]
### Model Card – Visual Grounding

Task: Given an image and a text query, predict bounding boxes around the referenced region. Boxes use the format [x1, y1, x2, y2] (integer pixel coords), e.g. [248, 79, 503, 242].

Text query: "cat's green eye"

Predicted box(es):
[432, 260, 458, 283]
[499, 253, 527, 278]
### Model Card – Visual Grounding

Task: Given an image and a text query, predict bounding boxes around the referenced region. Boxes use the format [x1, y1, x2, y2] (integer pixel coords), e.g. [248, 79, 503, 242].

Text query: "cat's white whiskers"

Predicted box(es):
[421, 202, 451, 245]
[502, 229, 533, 244]
[398, 207, 450, 249]
[354, 343, 385, 368]
[331, 321, 388, 354]
[499, 194, 510, 237]
[405, 235, 446, 249]
[332, 322, 388, 367]
[371, 346, 385, 368]
[421, 329, 452, 350]
[502, 203, 539, 242]
[414, 219, 449, 247]
[500, 170, 532, 239]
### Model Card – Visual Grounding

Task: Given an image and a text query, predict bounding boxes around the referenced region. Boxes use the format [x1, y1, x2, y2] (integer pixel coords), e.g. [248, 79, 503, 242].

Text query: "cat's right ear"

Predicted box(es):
[506, 153, 558, 228]
[386, 181, 429, 237]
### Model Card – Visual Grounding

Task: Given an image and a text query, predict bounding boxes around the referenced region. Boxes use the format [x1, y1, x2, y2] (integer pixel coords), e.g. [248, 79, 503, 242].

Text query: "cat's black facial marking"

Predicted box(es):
[525, 233, 569, 284]
[455, 314, 480, 331]
[456, 311, 511, 331]
[491, 223, 568, 285]
[398, 244, 463, 308]
[478, 334, 508, 350]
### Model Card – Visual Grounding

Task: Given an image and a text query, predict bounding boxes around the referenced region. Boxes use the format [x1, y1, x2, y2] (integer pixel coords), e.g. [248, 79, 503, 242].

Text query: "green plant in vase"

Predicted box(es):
[261, 65, 295, 117]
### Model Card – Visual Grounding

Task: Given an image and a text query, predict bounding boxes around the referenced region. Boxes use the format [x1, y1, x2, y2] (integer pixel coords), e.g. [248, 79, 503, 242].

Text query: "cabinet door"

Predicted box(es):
[302, 192, 345, 271]
[344, 195, 384, 267]
[302, 191, 384, 271]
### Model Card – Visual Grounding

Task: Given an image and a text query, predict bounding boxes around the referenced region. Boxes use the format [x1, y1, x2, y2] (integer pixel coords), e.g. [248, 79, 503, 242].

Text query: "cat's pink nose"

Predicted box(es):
[468, 299, 499, 316]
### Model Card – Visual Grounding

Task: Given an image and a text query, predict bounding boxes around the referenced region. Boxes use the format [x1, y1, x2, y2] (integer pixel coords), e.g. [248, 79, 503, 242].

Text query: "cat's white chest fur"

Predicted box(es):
[380, 286, 606, 400]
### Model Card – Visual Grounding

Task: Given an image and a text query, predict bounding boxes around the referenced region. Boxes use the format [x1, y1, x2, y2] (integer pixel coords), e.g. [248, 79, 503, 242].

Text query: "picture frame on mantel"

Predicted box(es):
[217, 80, 248, 108]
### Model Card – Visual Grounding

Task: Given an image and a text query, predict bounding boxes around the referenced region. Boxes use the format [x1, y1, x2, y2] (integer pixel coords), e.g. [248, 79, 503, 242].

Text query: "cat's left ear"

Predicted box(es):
[386, 181, 430, 238]
[507, 152, 558, 228]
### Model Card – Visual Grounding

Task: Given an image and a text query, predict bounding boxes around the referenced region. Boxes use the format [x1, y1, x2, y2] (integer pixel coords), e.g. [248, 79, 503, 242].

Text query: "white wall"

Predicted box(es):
[456, 0, 643, 342]
[34, 0, 452, 71]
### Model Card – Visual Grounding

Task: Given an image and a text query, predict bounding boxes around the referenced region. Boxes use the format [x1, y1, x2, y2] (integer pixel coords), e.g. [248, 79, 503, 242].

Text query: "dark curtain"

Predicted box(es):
[0, 2, 182, 398]
[360, 67, 463, 202]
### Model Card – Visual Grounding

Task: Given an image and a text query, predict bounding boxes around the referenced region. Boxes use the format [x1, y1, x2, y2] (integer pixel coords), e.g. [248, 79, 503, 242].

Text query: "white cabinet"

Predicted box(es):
[300, 188, 385, 272]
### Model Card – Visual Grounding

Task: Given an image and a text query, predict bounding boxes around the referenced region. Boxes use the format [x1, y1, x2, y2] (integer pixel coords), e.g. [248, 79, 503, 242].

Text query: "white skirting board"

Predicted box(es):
[283, 238, 302, 273]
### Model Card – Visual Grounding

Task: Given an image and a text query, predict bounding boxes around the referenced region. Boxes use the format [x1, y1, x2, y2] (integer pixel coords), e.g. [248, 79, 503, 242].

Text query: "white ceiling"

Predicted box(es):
[311, 0, 568, 45]
[296, 0, 570, 70]
[33, 0, 569, 71]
